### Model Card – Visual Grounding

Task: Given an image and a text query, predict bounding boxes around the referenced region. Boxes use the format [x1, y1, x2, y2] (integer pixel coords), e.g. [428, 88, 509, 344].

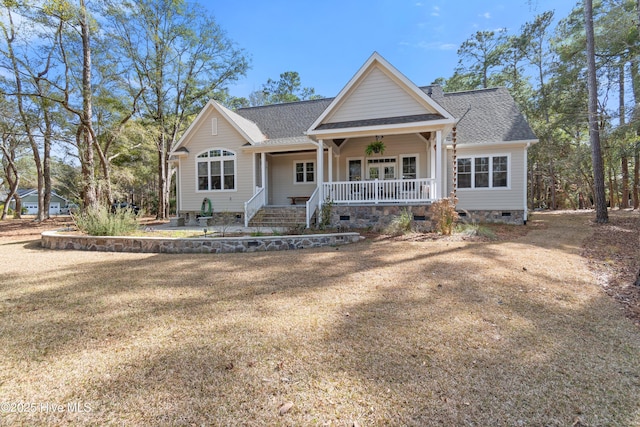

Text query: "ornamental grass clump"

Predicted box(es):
[430, 193, 459, 235]
[73, 205, 139, 236]
[384, 208, 413, 235]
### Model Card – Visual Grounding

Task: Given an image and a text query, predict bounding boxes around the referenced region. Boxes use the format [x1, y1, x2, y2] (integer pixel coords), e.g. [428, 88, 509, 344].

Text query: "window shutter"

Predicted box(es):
[211, 118, 218, 136]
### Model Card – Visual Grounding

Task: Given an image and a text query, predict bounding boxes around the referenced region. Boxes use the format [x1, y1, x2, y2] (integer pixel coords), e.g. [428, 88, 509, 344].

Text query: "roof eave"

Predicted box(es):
[445, 139, 539, 149]
[242, 142, 318, 153]
[307, 118, 457, 140]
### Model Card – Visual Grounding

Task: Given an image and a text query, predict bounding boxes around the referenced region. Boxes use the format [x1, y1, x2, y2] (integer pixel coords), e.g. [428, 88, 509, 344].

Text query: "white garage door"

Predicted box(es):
[49, 202, 60, 215]
[24, 203, 38, 214]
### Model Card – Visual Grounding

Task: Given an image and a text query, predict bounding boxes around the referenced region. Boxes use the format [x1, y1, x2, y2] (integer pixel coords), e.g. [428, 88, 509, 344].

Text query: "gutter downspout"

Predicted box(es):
[524, 142, 530, 225]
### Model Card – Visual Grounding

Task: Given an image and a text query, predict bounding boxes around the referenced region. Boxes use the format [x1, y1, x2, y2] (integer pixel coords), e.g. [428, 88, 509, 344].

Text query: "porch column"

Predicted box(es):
[328, 146, 333, 183]
[173, 165, 179, 216]
[317, 140, 324, 210]
[436, 130, 443, 199]
[261, 152, 267, 197]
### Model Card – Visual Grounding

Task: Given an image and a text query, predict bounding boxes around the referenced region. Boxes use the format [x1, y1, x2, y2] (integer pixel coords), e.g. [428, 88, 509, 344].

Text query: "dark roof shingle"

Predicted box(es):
[236, 98, 333, 140]
[235, 86, 537, 144]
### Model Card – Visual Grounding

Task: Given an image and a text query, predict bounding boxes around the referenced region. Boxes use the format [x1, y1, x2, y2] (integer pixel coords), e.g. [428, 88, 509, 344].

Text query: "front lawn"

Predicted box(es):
[0, 211, 639, 425]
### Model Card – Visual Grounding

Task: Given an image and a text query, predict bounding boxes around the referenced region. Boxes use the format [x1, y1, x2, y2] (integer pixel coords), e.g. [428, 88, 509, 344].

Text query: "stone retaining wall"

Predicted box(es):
[41, 231, 362, 254]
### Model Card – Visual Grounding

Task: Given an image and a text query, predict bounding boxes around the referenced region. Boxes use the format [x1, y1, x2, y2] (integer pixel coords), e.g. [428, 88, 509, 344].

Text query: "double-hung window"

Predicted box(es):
[401, 156, 417, 179]
[197, 149, 236, 191]
[457, 155, 509, 189]
[294, 161, 315, 183]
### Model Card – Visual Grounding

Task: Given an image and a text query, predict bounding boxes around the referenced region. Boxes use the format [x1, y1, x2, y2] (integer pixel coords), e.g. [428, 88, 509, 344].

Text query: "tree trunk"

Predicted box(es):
[634, 147, 640, 209]
[1, 9, 46, 221]
[608, 161, 616, 208]
[550, 159, 556, 209]
[14, 194, 22, 219]
[157, 138, 166, 219]
[620, 62, 630, 209]
[1, 146, 20, 220]
[79, 0, 98, 211]
[584, 0, 608, 223]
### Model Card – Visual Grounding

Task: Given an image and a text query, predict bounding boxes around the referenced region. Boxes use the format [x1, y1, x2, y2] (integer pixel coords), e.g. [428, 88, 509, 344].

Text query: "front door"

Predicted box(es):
[367, 158, 396, 180]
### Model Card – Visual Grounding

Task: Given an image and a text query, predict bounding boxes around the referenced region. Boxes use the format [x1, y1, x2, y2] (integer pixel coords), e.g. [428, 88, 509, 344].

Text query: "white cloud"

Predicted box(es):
[431, 5, 440, 16]
[403, 40, 457, 51]
[480, 12, 491, 19]
[416, 2, 423, 6]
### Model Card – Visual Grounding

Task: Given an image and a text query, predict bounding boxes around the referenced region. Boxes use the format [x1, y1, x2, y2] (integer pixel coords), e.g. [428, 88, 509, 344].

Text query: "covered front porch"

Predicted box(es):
[243, 128, 451, 228]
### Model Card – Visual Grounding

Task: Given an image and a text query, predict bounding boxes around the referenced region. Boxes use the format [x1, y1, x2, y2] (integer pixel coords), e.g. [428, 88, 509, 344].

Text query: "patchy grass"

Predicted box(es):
[0, 212, 639, 425]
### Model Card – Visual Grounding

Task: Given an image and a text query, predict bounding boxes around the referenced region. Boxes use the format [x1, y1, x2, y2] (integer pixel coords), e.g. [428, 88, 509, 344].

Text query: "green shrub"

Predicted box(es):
[430, 194, 459, 235]
[73, 205, 139, 236]
[385, 208, 413, 236]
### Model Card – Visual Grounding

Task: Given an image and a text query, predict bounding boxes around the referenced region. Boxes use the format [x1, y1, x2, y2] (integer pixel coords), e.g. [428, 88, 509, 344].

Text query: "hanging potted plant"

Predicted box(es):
[365, 136, 385, 155]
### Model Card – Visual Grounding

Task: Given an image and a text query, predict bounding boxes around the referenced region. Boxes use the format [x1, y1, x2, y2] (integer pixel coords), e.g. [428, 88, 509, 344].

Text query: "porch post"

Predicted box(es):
[436, 130, 443, 199]
[174, 165, 179, 216]
[317, 140, 324, 205]
[328, 146, 333, 183]
[261, 152, 267, 199]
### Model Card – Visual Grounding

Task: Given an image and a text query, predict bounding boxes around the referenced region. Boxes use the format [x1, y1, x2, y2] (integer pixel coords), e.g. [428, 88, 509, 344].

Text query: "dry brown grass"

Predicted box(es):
[1, 212, 640, 426]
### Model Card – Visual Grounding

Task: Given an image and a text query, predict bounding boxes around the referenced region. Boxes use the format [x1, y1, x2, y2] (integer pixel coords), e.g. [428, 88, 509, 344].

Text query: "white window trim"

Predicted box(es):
[195, 148, 238, 193]
[456, 153, 511, 190]
[293, 160, 316, 184]
[346, 156, 364, 181]
[365, 156, 397, 180]
[400, 153, 420, 180]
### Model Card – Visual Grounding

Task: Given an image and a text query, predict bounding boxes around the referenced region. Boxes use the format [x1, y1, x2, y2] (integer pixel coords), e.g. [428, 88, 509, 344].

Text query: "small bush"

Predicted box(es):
[385, 209, 413, 236]
[430, 194, 459, 235]
[73, 205, 139, 236]
[455, 222, 496, 240]
[318, 197, 333, 229]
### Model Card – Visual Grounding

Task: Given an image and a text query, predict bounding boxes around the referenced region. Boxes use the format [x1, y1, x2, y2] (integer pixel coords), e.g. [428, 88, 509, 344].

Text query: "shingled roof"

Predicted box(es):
[235, 86, 536, 145]
[427, 86, 538, 144]
[236, 98, 333, 140]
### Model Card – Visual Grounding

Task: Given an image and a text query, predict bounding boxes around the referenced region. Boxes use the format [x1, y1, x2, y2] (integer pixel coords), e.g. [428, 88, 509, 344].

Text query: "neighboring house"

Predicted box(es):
[11, 189, 72, 215]
[170, 52, 538, 229]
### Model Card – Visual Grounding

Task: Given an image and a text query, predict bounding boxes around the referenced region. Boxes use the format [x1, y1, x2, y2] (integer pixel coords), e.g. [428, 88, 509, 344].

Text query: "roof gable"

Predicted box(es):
[307, 52, 454, 135]
[173, 100, 265, 152]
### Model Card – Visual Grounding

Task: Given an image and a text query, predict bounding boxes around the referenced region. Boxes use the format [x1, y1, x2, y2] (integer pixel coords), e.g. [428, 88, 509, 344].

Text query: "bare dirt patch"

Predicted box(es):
[0, 211, 639, 425]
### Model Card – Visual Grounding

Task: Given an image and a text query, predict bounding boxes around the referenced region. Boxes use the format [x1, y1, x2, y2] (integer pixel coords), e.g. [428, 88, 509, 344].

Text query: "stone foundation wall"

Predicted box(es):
[41, 231, 361, 254]
[329, 205, 525, 230]
[180, 211, 244, 226]
[330, 205, 433, 231]
[457, 210, 525, 225]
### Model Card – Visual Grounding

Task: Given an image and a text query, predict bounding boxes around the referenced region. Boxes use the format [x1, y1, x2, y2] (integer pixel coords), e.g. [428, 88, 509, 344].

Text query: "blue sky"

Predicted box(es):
[207, 0, 578, 99]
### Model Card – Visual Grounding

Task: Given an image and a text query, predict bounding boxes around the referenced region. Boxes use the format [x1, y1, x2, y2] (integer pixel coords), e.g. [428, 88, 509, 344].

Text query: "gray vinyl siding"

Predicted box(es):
[327, 67, 432, 123]
[446, 145, 526, 210]
[178, 109, 254, 213]
[336, 134, 430, 180]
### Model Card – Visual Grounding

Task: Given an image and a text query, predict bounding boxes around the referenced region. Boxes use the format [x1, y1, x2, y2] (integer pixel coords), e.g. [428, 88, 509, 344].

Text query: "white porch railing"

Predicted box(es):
[305, 187, 320, 228]
[244, 186, 265, 227]
[323, 178, 436, 204]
